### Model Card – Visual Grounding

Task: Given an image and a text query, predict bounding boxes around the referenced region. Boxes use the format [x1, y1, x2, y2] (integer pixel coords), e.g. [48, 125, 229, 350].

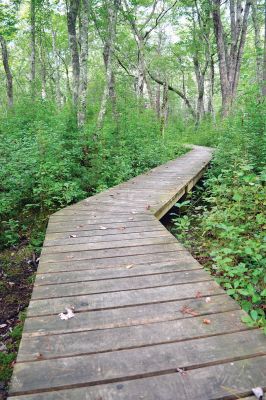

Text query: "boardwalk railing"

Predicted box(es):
[9, 146, 266, 399]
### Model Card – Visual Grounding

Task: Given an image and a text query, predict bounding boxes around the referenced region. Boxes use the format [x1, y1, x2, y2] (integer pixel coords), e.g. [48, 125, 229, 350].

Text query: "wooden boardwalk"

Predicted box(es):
[9, 146, 266, 399]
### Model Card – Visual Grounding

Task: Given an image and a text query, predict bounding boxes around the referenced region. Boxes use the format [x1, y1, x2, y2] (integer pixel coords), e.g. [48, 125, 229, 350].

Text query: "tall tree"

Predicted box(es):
[122, 0, 177, 110]
[96, 0, 120, 134]
[0, 35, 13, 107]
[66, 0, 80, 110]
[30, 0, 36, 98]
[78, 0, 89, 127]
[212, 0, 251, 115]
[263, 0, 266, 95]
[251, 0, 263, 87]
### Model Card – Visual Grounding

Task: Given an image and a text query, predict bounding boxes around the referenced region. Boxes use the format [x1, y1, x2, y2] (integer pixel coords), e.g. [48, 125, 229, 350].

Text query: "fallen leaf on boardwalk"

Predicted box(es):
[146, 205, 151, 210]
[128, 217, 134, 221]
[36, 353, 44, 360]
[100, 226, 107, 230]
[176, 368, 187, 376]
[59, 308, 75, 320]
[203, 319, 211, 324]
[66, 255, 74, 259]
[69, 234, 77, 238]
[118, 226, 126, 230]
[126, 264, 134, 269]
[76, 225, 83, 228]
[131, 211, 138, 214]
[195, 291, 202, 298]
[252, 387, 264, 399]
[180, 305, 198, 316]
[205, 297, 211, 303]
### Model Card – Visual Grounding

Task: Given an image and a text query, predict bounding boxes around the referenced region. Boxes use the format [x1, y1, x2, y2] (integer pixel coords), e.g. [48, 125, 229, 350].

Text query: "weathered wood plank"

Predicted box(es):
[41, 235, 177, 255]
[49, 213, 154, 224]
[9, 330, 265, 395]
[37, 251, 196, 273]
[9, 356, 266, 400]
[17, 310, 248, 362]
[23, 294, 239, 336]
[46, 219, 161, 234]
[34, 260, 203, 286]
[40, 243, 186, 264]
[43, 229, 170, 247]
[32, 270, 211, 299]
[27, 281, 224, 316]
[44, 225, 165, 241]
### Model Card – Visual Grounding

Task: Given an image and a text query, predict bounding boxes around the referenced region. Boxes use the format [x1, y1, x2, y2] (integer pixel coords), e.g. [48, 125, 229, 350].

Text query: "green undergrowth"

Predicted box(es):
[0, 97, 188, 250]
[171, 95, 266, 331]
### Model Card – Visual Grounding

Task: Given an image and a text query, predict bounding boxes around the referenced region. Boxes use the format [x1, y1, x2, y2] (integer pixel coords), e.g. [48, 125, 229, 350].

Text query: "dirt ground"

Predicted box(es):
[0, 247, 39, 400]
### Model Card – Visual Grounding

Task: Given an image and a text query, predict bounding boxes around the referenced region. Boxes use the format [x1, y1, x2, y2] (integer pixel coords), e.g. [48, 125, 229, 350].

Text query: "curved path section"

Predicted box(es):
[9, 146, 265, 399]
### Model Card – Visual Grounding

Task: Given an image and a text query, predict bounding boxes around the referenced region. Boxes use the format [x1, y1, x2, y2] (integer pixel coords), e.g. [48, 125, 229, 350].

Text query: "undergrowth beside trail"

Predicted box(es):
[171, 96, 266, 331]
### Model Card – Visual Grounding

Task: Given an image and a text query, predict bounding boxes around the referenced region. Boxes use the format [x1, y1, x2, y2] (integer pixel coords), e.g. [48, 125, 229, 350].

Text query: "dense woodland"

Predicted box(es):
[0, 0, 265, 392]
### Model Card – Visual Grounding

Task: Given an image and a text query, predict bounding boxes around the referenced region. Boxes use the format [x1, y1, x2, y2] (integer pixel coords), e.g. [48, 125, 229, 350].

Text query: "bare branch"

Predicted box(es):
[143, 0, 178, 40]
[148, 71, 196, 118]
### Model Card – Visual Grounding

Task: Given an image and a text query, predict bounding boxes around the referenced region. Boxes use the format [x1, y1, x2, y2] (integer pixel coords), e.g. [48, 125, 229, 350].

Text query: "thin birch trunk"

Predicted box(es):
[262, 0, 266, 95]
[160, 81, 168, 137]
[207, 55, 215, 115]
[30, 0, 36, 98]
[95, 0, 119, 135]
[78, 0, 89, 127]
[251, 0, 263, 86]
[52, 30, 62, 106]
[66, 0, 80, 110]
[0, 35, 13, 107]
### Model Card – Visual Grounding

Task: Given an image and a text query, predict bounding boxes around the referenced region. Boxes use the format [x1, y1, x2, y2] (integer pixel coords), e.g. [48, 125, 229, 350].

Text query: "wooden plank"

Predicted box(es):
[40, 243, 186, 264]
[34, 260, 203, 285]
[46, 219, 161, 234]
[23, 294, 239, 336]
[37, 251, 202, 273]
[43, 229, 170, 247]
[41, 235, 177, 255]
[49, 213, 154, 224]
[32, 270, 211, 299]
[27, 281, 224, 316]
[9, 356, 266, 400]
[17, 310, 248, 362]
[44, 225, 165, 241]
[9, 330, 265, 395]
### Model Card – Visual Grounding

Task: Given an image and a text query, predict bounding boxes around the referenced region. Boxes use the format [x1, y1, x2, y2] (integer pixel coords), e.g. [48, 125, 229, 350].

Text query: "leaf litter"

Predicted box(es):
[59, 308, 75, 320]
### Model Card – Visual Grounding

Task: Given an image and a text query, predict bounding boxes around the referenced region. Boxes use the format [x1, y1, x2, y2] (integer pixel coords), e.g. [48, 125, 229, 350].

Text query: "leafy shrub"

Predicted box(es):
[0, 96, 186, 249]
[172, 92, 266, 331]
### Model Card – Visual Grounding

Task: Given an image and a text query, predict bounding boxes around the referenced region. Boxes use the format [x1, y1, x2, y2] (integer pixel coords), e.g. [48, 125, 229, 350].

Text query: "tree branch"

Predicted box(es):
[148, 71, 196, 118]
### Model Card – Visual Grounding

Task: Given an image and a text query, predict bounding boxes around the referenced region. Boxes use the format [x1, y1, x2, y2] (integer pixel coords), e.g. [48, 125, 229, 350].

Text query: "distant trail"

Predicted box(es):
[8, 146, 266, 399]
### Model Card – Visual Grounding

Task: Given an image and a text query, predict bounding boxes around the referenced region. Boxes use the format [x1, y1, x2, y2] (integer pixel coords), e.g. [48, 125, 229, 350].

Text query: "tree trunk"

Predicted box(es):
[160, 81, 168, 137]
[251, 0, 263, 86]
[78, 0, 89, 127]
[95, 0, 119, 135]
[52, 30, 62, 106]
[207, 55, 215, 115]
[212, 0, 251, 116]
[0, 35, 13, 108]
[39, 34, 47, 99]
[262, 0, 266, 96]
[66, 0, 80, 110]
[194, 57, 205, 123]
[30, 0, 36, 98]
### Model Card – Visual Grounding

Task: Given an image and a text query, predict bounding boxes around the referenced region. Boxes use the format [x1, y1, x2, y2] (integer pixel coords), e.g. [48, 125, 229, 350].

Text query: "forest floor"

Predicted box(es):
[0, 247, 39, 400]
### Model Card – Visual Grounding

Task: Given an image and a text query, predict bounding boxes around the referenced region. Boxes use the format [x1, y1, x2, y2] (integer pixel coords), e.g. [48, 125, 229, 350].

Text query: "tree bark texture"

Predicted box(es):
[0, 35, 13, 107]
[212, 0, 251, 116]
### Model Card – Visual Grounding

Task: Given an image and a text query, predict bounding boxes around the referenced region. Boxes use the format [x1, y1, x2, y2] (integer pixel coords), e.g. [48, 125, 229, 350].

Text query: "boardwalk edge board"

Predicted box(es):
[8, 146, 266, 400]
